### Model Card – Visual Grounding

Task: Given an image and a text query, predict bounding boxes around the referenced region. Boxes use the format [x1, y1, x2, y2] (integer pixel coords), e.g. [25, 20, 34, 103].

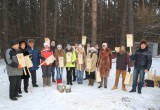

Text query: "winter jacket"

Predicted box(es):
[130, 48, 152, 70]
[27, 46, 40, 71]
[85, 52, 97, 73]
[113, 52, 130, 70]
[41, 48, 53, 66]
[4, 48, 23, 76]
[98, 48, 112, 77]
[65, 49, 76, 67]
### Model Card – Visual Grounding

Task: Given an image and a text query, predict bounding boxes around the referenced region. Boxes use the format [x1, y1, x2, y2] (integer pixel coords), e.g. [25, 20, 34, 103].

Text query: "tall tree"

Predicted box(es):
[128, 0, 134, 38]
[53, 0, 58, 40]
[91, 0, 97, 46]
[82, 0, 85, 36]
[120, 0, 127, 45]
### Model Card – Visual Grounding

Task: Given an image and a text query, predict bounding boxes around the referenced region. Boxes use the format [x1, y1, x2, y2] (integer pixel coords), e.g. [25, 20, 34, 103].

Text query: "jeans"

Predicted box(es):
[56, 66, 63, 80]
[132, 67, 145, 91]
[77, 70, 84, 83]
[51, 66, 55, 78]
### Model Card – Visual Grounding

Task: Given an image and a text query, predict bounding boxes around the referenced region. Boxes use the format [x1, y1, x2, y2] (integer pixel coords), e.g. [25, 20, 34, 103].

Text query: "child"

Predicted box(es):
[65, 44, 76, 85]
[75, 44, 86, 84]
[4, 39, 23, 101]
[55, 44, 65, 84]
[19, 41, 30, 93]
[85, 47, 97, 86]
[41, 42, 53, 86]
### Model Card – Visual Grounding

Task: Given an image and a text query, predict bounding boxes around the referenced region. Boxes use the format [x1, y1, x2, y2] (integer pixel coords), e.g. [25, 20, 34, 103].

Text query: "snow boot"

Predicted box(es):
[43, 77, 47, 87]
[90, 79, 94, 86]
[88, 79, 91, 86]
[112, 86, 118, 90]
[47, 76, 51, 86]
[122, 87, 127, 92]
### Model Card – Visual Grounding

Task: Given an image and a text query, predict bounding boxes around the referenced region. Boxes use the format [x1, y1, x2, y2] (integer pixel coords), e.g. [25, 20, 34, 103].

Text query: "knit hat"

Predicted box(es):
[90, 47, 97, 51]
[10, 39, 19, 46]
[66, 44, 72, 50]
[57, 44, 62, 48]
[44, 42, 50, 47]
[102, 43, 107, 47]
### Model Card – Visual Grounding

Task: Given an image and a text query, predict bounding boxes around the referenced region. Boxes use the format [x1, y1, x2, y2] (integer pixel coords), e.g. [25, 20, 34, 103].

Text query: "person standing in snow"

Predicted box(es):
[50, 40, 56, 82]
[85, 47, 97, 86]
[19, 41, 31, 93]
[98, 43, 112, 88]
[41, 43, 53, 87]
[111, 46, 131, 91]
[55, 44, 65, 84]
[65, 44, 76, 85]
[27, 39, 40, 87]
[129, 39, 152, 94]
[4, 39, 23, 101]
[75, 44, 86, 84]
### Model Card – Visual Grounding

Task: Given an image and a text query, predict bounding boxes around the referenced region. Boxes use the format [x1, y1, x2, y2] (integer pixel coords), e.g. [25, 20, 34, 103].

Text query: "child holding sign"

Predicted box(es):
[85, 47, 97, 86]
[65, 44, 76, 85]
[75, 44, 86, 84]
[55, 44, 65, 84]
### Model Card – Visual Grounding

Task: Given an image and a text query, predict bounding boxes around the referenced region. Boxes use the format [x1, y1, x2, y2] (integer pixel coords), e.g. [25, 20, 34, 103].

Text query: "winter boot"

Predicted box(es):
[43, 77, 47, 87]
[90, 79, 94, 86]
[112, 86, 118, 90]
[18, 89, 22, 94]
[122, 87, 127, 92]
[88, 79, 91, 86]
[47, 76, 51, 86]
[52, 77, 56, 82]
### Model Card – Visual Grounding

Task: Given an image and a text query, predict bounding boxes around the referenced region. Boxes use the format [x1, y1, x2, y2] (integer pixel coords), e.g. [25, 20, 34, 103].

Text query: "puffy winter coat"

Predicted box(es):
[27, 46, 40, 71]
[130, 48, 152, 70]
[4, 48, 23, 76]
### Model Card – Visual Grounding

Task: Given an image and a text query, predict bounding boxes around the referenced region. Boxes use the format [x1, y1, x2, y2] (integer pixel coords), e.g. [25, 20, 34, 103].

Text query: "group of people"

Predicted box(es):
[4, 38, 152, 101]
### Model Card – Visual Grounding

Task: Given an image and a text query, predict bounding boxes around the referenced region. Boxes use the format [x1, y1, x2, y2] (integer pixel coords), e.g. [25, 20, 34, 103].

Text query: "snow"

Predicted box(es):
[0, 58, 160, 110]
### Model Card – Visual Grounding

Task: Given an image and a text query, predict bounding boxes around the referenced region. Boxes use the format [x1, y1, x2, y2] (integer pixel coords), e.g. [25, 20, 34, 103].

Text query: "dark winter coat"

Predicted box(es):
[130, 48, 152, 70]
[51, 46, 56, 66]
[4, 48, 23, 76]
[27, 46, 40, 71]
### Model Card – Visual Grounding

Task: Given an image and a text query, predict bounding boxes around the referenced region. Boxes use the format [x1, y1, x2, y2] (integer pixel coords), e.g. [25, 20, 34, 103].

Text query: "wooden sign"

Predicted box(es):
[148, 69, 153, 80]
[126, 34, 133, 47]
[96, 68, 101, 82]
[115, 47, 120, 53]
[24, 55, 33, 68]
[82, 36, 87, 45]
[16, 53, 26, 68]
[78, 54, 83, 64]
[59, 57, 64, 67]
[86, 58, 92, 70]
[66, 52, 72, 63]
[44, 37, 50, 46]
[124, 72, 131, 85]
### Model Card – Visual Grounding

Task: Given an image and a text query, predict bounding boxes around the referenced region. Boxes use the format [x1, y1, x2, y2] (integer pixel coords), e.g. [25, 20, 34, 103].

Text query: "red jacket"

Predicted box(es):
[41, 48, 53, 66]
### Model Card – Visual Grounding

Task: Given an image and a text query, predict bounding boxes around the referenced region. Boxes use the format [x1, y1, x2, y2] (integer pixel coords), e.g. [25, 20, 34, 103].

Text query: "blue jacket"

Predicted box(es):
[27, 46, 40, 71]
[130, 48, 152, 70]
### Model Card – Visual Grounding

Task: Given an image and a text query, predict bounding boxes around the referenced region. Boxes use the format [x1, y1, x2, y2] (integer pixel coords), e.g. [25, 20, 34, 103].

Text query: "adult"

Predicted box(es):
[129, 40, 152, 94]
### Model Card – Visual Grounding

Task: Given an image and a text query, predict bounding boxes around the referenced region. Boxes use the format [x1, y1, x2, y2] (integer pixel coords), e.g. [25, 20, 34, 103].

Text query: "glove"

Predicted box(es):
[128, 68, 131, 73]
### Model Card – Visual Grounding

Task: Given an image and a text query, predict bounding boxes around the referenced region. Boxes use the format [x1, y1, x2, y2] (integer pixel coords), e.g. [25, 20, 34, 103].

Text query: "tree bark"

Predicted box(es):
[82, 0, 85, 36]
[91, 0, 97, 46]
[53, 0, 58, 40]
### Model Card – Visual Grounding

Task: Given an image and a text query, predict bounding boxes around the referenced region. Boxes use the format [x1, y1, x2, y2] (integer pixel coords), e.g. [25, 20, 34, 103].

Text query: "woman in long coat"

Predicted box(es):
[98, 43, 112, 88]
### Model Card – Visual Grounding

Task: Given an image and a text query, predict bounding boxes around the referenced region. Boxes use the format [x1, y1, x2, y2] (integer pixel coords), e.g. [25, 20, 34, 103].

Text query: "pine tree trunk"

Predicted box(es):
[120, 0, 127, 46]
[128, 0, 134, 37]
[91, 0, 97, 46]
[82, 0, 85, 36]
[53, 0, 58, 40]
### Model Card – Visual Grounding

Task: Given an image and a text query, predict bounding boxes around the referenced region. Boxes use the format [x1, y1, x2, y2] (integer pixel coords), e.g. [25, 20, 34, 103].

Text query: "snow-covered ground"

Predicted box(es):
[0, 58, 160, 110]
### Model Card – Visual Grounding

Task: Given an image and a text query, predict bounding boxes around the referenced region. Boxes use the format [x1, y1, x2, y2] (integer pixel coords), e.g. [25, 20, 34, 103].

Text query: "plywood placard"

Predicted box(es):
[59, 57, 64, 67]
[16, 53, 26, 68]
[78, 54, 83, 64]
[66, 52, 72, 63]
[24, 55, 33, 68]
[126, 34, 133, 47]
[82, 36, 87, 45]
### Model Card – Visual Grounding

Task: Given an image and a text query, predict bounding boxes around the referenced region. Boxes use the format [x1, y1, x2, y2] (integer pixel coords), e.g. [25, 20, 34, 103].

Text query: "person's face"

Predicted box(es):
[87, 43, 90, 48]
[141, 43, 146, 49]
[12, 44, 19, 50]
[95, 44, 99, 49]
[28, 42, 34, 48]
[57, 47, 62, 51]
[120, 46, 125, 52]
[102, 45, 107, 50]
[51, 41, 55, 46]
[20, 43, 26, 49]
